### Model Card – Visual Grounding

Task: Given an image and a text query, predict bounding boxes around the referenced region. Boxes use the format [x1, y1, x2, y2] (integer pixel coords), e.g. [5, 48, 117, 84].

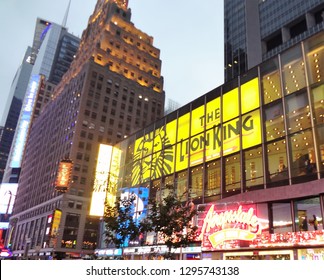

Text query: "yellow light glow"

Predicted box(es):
[223, 87, 239, 122]
[90, 144, 113, 216]
[191, 105, 205, 135]
[241, 78, 260, 114]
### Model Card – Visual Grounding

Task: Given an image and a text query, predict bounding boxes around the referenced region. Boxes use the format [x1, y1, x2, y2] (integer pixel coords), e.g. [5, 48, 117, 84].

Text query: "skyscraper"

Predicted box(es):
[7, 0, 164, 259]
[224, 0, 324, 82]
[0, 47, 33, 183]
[0, 16, 81, 248]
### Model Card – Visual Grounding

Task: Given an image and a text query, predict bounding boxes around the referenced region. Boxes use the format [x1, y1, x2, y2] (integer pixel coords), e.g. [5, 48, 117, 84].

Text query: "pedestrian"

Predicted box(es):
[309, 214, 318, 230]
[302, 216, 308, 231]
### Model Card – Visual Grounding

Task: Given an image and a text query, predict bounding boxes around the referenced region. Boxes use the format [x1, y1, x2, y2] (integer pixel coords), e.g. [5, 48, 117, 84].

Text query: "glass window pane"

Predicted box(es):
[244, 146, 263, 190]
[264, 103, 285, 141]
[315, 125, 324, 174]
[261, 57, 282, 105]
[272, 203, 292, 233]
[304, 32, 324, 85]
[294, 197, 323, 232]
[281, 45, 306, 95]
[266, 139, 288, 187]
[289, 129, 316, 178]
[285, 91, 311, 134]
[225, 153, 241, 195]
[206, 160, 221, 198]
[311, 84, 324, 126]
[175, 171, 187, 201]
[190, 165, 203, 199]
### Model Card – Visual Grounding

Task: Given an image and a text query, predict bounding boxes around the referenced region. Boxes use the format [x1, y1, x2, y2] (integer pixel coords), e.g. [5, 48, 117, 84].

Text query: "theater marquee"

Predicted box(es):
[131, 78, 261, 186]
[197, 204, 262, 250]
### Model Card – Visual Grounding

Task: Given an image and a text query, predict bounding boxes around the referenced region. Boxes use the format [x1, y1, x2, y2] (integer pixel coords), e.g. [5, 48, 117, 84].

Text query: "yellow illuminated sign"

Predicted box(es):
[242, 109, 262, 150]
[222, 87, 239, 122]
[191, 105, 205, 135]
[50, 209, 62, 236]
[177, 114, 190, 141]
[106, 146, 121, 208]
[90, 144, 113, 216]
[131, 77, 262, 185]
[241, 78, 260, 114]
[206, 97, 221, 130]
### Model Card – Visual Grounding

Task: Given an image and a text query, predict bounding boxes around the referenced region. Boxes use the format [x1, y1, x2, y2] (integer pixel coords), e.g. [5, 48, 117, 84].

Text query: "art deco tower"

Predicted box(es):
[8, 0, 164, 259]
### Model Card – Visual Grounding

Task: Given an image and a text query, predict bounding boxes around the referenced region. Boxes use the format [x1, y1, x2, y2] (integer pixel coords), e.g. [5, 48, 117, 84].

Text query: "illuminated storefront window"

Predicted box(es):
[175, 171, 187, 201]
[310, 85, 324, 126]
[294, 197, 323, 232]
[288, 129, 316, 180]
[266, 139, 289, 187]
[244, 145, 263, 191]
[304, 32, 324, 86]
[285, 91, 311, 134]
[190, 165, 203, 200]
[271, 202, 293, 233]
[261, 57, 282, 105]
[224, 152, 241, 195]
[315, 125, 324, 174]
[206, 160, 221, 199]
[264, 102, 285, 141]
[281, 45, 306, 95]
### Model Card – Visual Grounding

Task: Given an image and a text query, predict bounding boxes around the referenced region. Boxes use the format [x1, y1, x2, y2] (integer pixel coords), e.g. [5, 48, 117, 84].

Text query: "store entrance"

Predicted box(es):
[224, 250, 293, 260]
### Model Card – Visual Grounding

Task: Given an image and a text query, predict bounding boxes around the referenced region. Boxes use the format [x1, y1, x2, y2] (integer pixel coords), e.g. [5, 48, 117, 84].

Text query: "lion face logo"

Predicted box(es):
[132, 126, 174, 186]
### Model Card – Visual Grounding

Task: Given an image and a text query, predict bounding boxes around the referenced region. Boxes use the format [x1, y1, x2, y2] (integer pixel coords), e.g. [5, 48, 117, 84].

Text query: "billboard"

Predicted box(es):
[0, 183, 18, 229]
[10, 75, 42, 168]
[55, 159, 73, 192]
[197, 203, 263, 250]
[131, 78, 261, 186]
[89, 144, 121, 217]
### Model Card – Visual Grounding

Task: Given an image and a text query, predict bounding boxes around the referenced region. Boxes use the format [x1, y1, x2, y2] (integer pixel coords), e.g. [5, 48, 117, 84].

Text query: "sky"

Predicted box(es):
[0, 0, 224, 126]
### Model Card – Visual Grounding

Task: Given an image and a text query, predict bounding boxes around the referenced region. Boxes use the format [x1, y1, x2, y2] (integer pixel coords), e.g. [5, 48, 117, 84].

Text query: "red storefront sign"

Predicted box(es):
[198, 204, 262, 250]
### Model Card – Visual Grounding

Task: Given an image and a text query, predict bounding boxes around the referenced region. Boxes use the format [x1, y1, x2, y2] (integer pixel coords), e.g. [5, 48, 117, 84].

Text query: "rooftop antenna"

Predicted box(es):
[62, 0, 71, 28]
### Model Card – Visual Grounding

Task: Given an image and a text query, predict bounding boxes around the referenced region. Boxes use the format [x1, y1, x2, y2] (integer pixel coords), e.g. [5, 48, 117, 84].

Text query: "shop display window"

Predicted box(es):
[294, 197, 323, 232]
[271, 202, 293, 233]
[244, 146, 264, 191]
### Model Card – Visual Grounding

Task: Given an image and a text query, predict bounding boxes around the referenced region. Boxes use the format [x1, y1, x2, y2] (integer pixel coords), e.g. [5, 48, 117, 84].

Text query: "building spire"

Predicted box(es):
[62, 0, 71, 28]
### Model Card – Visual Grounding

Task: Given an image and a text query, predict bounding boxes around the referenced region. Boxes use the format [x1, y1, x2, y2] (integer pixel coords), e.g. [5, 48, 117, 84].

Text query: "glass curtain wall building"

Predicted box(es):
[224, 0, 324, 82]
[98, 31, 324, 260]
